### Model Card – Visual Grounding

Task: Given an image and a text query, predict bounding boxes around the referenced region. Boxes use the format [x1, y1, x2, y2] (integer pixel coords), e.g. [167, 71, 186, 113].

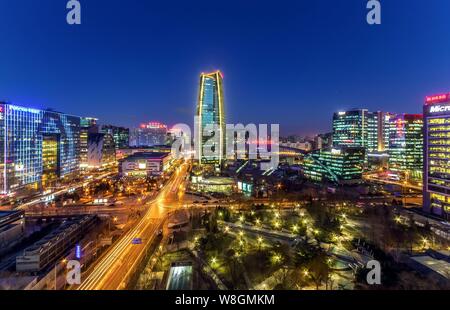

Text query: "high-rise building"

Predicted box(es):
[196, 71, 226, 168]
[87, 133, 116, 169]
[388, 114, 423, 180]
[129, 122, 168, 147]
[101, 125, 130, 149]
[0, 103, 81, 194]
[80, 117, 98, 169]
[332, 109, 383, 153]
[332, 109, 394, 172]
[381, 112, 396, 152]
[314, 132, 333, 150]
[302, 146, 365, 185]
[423, 92, 450, 220]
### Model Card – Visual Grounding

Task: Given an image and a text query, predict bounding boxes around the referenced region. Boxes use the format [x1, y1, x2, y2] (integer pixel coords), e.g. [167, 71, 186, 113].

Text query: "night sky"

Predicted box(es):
[0, 0, 449, 136]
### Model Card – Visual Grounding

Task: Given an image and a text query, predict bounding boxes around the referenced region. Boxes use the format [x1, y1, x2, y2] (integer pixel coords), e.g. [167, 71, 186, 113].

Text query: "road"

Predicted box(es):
[77, 164, 189, 290]
[15, 172, 116, 211]
[363, 175, 422, 191]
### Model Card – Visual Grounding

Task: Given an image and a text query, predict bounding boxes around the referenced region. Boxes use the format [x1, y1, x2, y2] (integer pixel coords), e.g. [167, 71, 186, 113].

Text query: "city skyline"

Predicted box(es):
[1, 1, 449, 136]
[1, 0, 450, 297]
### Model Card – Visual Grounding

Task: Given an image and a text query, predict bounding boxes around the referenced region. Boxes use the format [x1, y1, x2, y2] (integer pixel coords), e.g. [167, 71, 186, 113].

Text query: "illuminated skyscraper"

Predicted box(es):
[196, 71, 225, 168]
[388, 114, 423, 180]
[333, 109, 393, 155]
[0, 102, 81, 194]
[423, 92, 450, 220]
[80, 117, 98, 169]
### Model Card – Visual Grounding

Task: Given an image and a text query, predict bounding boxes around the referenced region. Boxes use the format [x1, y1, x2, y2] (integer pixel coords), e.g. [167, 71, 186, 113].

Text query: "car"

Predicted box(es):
[157, 229, 163, 236]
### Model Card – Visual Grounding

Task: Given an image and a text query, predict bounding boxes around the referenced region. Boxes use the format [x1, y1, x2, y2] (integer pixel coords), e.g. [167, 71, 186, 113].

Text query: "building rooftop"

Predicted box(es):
[0, 210, 24, 228]
[196, 177, 235, 185]
[124, 152, 170, 160]
[411, 256, 450, 280]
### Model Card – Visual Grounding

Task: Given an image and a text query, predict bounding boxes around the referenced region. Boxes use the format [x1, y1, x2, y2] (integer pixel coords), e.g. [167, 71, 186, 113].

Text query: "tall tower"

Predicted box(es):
[196, 71, 225, 169]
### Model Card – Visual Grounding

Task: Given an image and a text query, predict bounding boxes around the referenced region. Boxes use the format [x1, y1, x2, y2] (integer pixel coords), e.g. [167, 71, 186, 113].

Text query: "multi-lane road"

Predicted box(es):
[77, 163, 189, 290]
[14, 172, 116, 211]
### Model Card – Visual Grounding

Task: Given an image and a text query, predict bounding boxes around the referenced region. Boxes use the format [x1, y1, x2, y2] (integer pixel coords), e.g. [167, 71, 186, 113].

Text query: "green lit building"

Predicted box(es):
[388, 114, 423, 180]
[303, 146, 365, 185]
[332, 109, 384, 153]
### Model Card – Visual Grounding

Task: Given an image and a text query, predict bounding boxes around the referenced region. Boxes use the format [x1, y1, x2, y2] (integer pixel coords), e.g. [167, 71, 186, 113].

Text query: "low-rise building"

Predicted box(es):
[190, 176, 236, 195]
[16, 216, 97, 272]
[119, 152, 172, 177]
[0, 210, 25, 255]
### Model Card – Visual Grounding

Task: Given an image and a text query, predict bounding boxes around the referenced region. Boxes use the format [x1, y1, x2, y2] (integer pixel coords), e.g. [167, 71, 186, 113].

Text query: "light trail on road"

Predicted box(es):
[77, 164, 188, 290]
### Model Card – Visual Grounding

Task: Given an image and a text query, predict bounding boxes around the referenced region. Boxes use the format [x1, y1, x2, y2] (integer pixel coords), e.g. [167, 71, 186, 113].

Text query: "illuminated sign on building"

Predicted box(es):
[75, 245, 82, 259]
[425, 93, 450, 105]
[423, 92, 450, 220]
[138, 162, 147, 170]
[429, 104, 450, 114]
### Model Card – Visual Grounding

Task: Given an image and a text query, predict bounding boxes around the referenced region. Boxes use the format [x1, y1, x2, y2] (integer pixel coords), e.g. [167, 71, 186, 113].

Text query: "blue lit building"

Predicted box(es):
[196, 71, 226, 169]
[0, 103, 81, 194]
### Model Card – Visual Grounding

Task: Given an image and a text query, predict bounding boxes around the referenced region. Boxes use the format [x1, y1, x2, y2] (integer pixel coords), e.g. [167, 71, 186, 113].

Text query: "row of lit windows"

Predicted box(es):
[428, 126, 450, 132]
[428, 118, 450, 125]
[429, 132, 450, 138]
[429, 147, 450, 153]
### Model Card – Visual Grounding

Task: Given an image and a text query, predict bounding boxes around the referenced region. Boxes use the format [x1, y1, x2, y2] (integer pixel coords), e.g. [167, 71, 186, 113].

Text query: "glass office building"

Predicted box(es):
[332, 109, 384, 153]
[101, 125, 130, 149]
[388, 114, 423, 180]
[302, 146, 365, 185]
[0, 103, 81, 194]
[129, 122, 167, 147]
[423, 93, 450, 220]
[196, 71, 226, 168]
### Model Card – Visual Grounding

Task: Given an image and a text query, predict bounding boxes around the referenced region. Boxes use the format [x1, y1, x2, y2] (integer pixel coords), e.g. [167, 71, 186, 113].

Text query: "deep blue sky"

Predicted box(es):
[0, 0, 449, 136]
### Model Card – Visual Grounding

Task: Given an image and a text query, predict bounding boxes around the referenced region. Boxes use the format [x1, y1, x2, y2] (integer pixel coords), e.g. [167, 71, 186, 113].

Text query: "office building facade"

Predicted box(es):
[332, 109, 384, 153]
[423, 93, 450, 220]
[101, 125, 130, 149]
[302, 146, 365, 185]
[120, 152, 172, 177]
[196, 71, 226, 168]
[80, 117, 98, 169]
[87, 133, 116, 169]
[0, 103, 81, 194]
[388, 114, 423, 180]
[129, 122, 168, 147]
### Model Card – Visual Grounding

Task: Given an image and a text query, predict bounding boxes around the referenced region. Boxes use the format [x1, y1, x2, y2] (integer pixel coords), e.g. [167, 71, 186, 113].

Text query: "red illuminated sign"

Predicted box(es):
[425, 93, 450, 105]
